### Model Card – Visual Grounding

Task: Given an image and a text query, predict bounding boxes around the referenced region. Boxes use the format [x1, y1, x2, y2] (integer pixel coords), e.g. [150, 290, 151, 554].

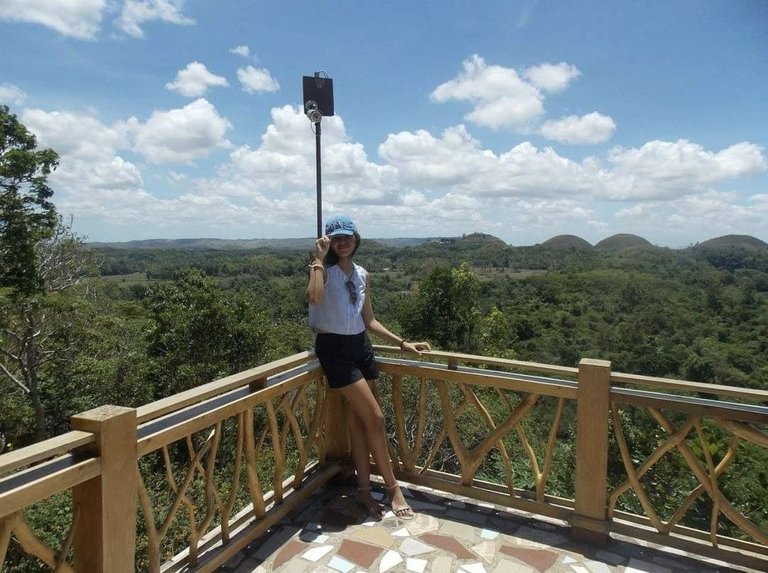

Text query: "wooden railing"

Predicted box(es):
[1, 349, 767, 571]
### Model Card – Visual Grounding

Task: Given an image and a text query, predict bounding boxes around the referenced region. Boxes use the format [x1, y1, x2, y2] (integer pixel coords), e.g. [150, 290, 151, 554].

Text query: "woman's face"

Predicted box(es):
[330, 234, 356, 257]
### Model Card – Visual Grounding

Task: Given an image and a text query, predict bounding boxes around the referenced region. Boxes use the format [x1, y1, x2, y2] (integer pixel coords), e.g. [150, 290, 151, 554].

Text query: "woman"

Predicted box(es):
[307, 214, 431, 520]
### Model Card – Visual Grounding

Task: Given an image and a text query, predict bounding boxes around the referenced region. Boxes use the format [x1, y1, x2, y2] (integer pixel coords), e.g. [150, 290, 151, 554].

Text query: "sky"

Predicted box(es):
[1, 1, 767, 248]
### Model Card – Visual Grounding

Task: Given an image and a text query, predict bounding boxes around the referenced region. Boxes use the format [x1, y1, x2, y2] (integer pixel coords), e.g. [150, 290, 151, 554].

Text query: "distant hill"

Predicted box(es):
[86, 237, 441, 250]
[460, 232, 506, 245]
[86, 238, 316, 250]
[692, 235, 768, 250]
[86, 233, 767, 251]
[371, 237, 443, 248]
[541, 235, 593, 251]
[595, 233, 654, 251]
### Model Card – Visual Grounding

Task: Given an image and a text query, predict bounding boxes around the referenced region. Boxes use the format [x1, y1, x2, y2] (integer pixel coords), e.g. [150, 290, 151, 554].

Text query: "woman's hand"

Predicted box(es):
[401, 340, 431, 356]
[312, 235, 331, 261]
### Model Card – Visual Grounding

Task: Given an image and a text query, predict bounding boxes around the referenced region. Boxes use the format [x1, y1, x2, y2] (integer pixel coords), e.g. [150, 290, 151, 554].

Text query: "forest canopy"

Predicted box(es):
[2, 227, 767, 450]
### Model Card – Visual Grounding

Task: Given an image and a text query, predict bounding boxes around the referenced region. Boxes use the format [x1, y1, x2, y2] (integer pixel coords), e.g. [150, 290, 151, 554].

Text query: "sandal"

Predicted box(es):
[356, 486, 384, 518]
[386, 484, 414, 521]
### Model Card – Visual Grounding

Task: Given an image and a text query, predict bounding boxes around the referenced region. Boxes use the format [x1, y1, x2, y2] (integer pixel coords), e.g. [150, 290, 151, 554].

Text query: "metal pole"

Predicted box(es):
[315, 121, 322, 238]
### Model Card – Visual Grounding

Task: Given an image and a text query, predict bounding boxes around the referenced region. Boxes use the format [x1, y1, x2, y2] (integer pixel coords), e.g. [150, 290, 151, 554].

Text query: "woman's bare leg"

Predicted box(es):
[346, 402, 382, 516]
[339, 379, 413, 518]
[347, 408, 370, 486]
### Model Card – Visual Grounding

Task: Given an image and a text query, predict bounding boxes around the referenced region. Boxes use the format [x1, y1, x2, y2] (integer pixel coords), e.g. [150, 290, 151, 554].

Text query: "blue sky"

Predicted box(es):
[1, 0, 766, 247]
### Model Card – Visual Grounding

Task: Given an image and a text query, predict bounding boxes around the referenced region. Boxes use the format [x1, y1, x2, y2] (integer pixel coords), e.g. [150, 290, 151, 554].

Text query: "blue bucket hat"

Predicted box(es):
[325, 214, 357, 237]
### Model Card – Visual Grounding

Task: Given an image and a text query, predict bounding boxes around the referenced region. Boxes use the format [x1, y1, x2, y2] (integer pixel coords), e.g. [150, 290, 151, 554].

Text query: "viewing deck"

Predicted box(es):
[220, 479, 756, 573]
[2, 349, 767, 572]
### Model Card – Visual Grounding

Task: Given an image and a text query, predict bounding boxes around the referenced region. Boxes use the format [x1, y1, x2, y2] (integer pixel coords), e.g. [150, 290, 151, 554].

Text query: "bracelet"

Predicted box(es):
[399, 339, 407, 350]
[308, 263, 324, 270]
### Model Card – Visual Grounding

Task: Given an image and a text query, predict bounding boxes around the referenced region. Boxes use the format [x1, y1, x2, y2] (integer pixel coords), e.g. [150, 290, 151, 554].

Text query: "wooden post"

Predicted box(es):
[572, 358, 611, 545]
[324, 390, 349, 461]
[249, 376, 268, 391]
[71, 405, 137, 572]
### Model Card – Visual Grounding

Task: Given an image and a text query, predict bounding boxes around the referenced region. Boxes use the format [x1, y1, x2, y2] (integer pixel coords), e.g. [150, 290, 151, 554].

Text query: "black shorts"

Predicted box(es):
[314, 331, 379, 389]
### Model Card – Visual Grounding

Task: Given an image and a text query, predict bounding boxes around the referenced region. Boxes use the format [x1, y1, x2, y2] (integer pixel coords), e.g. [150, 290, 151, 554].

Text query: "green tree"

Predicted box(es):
[0, 218, 97, 441]
[480, 306, 517, 359]
[1, 105, 59, 297]
[142, 269, 273, 396]
[40, 293, 154, 438]
[398, 262, 482, 352]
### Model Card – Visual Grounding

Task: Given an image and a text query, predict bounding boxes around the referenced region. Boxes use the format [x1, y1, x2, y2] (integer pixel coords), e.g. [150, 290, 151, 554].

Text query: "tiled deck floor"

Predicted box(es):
[221, 481, 759, 573]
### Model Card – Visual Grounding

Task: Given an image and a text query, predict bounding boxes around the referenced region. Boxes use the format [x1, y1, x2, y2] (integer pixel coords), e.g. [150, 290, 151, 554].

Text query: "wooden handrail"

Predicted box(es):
[0, 455, 101, 518]
[136, 351, 315, 424]
[612, 386, 768, 424]
[0, 430, 94, 477]
[374, 345, 580, 377]
[610, 370, 768, 402]
[137, 365, 320, 455]
[378, 358, 578, 398]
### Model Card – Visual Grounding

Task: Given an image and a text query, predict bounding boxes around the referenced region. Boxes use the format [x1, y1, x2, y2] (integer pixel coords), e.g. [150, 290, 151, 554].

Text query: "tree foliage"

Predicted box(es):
[398, 262, 482, 352]
[89, 238, 768, 390]
[0, 105, 59, 297]
[141, 269, 275, 397]
[0, 218, 97, 440]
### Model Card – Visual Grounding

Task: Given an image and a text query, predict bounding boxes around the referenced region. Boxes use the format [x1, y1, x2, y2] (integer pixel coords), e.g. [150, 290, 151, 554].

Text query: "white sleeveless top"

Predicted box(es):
[308, 263, 367, 335]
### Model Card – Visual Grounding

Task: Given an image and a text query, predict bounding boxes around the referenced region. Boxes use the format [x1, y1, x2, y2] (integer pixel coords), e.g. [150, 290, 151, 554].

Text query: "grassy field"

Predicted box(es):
[100, 272, 148, 284]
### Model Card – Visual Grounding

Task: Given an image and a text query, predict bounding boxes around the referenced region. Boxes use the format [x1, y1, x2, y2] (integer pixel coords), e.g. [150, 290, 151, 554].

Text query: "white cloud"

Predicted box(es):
[606, 139, 767, 199]
[0, 0, 106, 39]
[118, 0, 194, 38]
[751, 194, 768, 209]
[19, 108, 147, 228]
[381, 123, 767, 211]
[53, 156, 144, 192]
[230, 45, 250, 58]
[540, 112, 616, 144]
[213, 105, 318, 193]
[524, 62, 581, 93]
[210, 105, 397, 207]
[25, 100, 765, 245]
[129, 98, 233, 164]
[380, 125, 605, 197]
[166, 62, 229, 97]
[17, 104, 251, 238]
[379, 125, 493, 186]
[21, 108, 130, 160]
[712, 142, 768, 178]
[431, 55, 544, 130]
[236, 65, 280, 94]
[0, 83, 27, 105]
[505, 197, 601, 230]
[487, 143, 606, 196]
[615, 190, 768, 246]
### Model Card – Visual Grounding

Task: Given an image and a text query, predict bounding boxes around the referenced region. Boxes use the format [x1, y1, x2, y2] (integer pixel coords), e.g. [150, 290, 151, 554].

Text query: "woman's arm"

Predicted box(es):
[306, 236, 330, 304]
[362, 274, 431, 355]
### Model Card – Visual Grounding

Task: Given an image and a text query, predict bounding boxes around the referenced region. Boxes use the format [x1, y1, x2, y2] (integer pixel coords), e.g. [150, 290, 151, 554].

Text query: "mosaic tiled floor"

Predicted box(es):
[220, 482, 759, 573]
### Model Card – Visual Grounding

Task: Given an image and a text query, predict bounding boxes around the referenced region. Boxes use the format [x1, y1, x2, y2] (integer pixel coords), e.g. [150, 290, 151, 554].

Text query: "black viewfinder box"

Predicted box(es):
[303, 75, 334, 117]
